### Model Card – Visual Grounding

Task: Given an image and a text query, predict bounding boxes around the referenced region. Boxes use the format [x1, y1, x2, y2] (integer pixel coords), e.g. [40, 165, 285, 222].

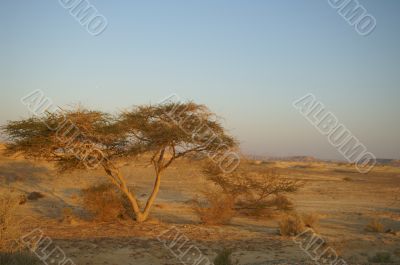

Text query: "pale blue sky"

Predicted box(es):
[1, 0, 399, 160]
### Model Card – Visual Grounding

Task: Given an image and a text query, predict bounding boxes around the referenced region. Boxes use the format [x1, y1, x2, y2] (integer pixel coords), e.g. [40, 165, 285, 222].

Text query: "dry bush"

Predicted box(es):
[302, 213, 320, 229]
[60, 207, 79, 225]
[214, 249, 239, 265]
[279, 213, 305, 236]
[204, 163, 302, 218]
[26, 192, 45, 201]
[0, 191, 22, 252]
[62, 207, 74, 219]
[271, 195, 294, 212]
[193, 189, 235, 225]
[365, 218, 384, 233]
[81, 183, 131, 221]
[368, 252, 392, 263]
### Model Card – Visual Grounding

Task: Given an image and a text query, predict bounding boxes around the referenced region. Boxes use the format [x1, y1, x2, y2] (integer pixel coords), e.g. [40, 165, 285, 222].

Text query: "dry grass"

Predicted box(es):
[60, 207, 78, 224]
[301, 213, 320, 229]
[0, 251, 40, 265]
[279, 213, 305, 236]
[0, 191, 37, 264]
[193, 189, 235, 225]
[81, 183, 131, 221]
[272, 195, 294, 212]
[368, 252, 392, 263]
[365, 218, 385, 233]
[0, 190, 22, 252]
[213, 249, 238, 265]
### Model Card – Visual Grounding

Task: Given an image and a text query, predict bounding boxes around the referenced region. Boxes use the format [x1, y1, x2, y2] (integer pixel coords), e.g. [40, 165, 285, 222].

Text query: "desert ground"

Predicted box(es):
[1, 144, 400, 265]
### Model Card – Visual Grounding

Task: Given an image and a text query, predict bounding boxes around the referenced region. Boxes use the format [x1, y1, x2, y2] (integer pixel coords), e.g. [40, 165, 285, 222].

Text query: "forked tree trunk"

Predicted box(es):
[102, 163, 162, 222]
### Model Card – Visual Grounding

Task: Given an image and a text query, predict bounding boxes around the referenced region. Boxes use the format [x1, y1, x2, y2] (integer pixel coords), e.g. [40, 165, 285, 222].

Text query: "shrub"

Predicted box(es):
[18, 195, 27, 205]
[60, 207, 79, 225]
[214, 249, 238, 265]
[0, 191, 22, 252]
[204, 163, 302, 218]
[279, 213, 305, 236]
[272, 195, 294, 212]
[27, 192, 45, 201]
[368, 252, 392, 263]
[0, 251, 40, 265]
[62, 207, 74, 219]
[193, 189, 235, 225]
[81, 183, 131, 221]
[365, 219, 384, 233]
[302, 213, 320, 229]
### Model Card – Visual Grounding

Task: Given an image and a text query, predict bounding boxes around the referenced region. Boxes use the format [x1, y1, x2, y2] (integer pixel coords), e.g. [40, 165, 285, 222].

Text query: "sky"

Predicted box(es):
[0, 0, 399, 160]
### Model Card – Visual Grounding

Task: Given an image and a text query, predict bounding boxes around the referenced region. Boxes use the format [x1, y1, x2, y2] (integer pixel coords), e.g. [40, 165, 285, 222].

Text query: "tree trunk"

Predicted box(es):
[102, 164, 144, 222]
[141, 170, 162, 221]
[102, 162, 164, 223]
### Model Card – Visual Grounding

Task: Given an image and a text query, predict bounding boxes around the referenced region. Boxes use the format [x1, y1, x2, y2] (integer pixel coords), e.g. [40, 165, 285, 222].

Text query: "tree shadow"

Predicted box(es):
[0, 161, 49, 185]
[0, 160, 76, 219]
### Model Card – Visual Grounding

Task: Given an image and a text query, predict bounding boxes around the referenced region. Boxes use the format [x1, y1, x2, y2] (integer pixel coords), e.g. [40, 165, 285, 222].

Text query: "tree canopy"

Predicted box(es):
[1, 102, 238, 222]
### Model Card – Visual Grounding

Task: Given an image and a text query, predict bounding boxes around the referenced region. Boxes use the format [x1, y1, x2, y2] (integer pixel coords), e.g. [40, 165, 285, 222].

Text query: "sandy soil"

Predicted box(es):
[1, 148, 400, 265]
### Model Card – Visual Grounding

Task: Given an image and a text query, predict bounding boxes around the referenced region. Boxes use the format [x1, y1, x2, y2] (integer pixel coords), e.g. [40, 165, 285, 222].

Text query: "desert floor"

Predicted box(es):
[1, 146, 400, 265]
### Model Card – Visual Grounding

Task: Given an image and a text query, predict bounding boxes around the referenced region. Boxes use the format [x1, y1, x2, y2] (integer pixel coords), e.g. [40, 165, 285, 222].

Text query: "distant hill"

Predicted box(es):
[376, 159, 400, 167]
[245, 154, 320, 163]
[245, 154, 400, 167]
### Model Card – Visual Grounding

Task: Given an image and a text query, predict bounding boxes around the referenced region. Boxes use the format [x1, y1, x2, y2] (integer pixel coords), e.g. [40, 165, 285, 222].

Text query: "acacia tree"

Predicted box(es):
[118, 102, 238, 221]
[2, 103, 237, 222]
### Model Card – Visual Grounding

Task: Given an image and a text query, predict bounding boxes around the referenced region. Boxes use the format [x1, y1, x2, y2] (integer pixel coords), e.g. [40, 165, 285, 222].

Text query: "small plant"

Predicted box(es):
[214, 249, 238, 265]
[368, 252, 392, 263]
[193, 189, 235, 225]
[27, 191, 45, 201]
[302, 213, 320, 229]
[61, 207, 78, 224]
[81, 183, 131, 221]
[272, 195, 294, 212]
[365, 218, 384, 233]
[279, 213, 305, 236]
[62, 207, 73, 219]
